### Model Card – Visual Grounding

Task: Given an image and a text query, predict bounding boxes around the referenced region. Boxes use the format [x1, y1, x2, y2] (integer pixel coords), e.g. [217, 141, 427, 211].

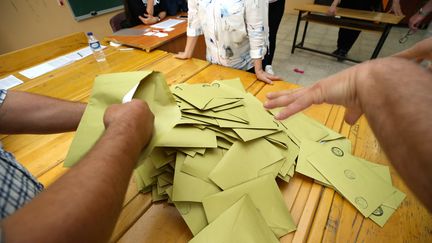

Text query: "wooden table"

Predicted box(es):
[291, 4, 404, 63]
[105, 16, 206, 60]
[1, 34, 431, 243]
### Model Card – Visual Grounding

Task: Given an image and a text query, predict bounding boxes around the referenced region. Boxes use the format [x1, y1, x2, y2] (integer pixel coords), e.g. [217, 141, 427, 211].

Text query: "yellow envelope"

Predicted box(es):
[172, 153, 221, 202]
[277, 138, 298, 177]
[307, 144, 396, 217]
[65, 71, 152, 167]
[270, 110, 329, 145]
[166, 186, 208, 236]
[233, 128, 281, 142]
[217, 93, 280, 130]
[202, 174, 296, 237]
[156, 126, 217, 148]
[212, 99, 244, 112]
[150, 147, 175, 169]
[65, 71, 180, 167]
[265, 130, 291, 149]
[171, 83, 244, 110]
[209, 139, 284, 190]
[181, 148, 225, 182]
[190, 195, 279, 243]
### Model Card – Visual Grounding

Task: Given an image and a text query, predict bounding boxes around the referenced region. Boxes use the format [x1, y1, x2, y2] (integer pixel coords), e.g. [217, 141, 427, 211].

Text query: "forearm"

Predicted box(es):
[357, 57, 432, 209]
[146, 0, 154, 16]
[0, 91, 85, 134]
[331, 0, 340, 6]
[183, 36, 199, 57]
[2, 122, 144, 243]
[253, 59, 264, 72]
[423, 0, 432, 13]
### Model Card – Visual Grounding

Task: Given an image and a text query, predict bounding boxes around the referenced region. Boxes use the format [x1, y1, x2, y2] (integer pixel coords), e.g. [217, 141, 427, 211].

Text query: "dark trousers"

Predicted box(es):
[337, 0, 381, 52]
[263, 0, 286, 66]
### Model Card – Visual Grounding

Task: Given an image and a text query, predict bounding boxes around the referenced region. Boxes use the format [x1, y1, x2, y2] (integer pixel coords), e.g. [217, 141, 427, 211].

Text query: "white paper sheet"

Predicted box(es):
[0, 75, 24, 90]
[154, 32, 169, 38]
[151, 19, 185, 29]
[18, 46, 106, 79]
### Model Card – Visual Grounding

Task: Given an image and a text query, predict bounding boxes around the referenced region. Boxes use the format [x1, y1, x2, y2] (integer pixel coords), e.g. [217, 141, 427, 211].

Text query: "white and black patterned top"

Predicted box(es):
[187, 0, 269, 71]
[0, 89, 44, 219]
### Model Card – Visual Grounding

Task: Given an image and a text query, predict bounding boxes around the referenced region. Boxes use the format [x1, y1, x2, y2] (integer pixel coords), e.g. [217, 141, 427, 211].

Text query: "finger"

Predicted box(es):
[274, 93, 315, 120]
[267, 74, 281, 81]
[259, 75, 273, 84]
[343, 107, 363, 125]
[266, 88, 304, 99]
[264, 88, 307, 109]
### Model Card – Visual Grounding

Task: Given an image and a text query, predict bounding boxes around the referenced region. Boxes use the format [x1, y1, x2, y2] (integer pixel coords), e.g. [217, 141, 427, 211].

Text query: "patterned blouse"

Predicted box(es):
[187, 0, 268, 71]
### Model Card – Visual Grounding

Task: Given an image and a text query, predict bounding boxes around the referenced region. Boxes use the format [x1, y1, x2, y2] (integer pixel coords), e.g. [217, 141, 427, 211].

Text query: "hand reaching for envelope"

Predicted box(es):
[264, 60, 367, 125]
[264, 56, 432, 212]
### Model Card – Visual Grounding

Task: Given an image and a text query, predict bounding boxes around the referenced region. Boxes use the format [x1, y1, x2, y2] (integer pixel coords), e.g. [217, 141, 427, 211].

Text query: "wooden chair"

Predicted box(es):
[0, 32, 88, 77]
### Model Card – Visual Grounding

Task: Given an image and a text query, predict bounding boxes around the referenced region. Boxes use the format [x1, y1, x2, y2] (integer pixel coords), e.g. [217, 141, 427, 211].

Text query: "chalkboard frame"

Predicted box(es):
[67, 0, 124, 21]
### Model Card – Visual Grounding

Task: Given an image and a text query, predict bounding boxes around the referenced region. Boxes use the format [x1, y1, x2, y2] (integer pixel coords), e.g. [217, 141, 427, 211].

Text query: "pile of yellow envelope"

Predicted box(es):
[65, 72, 405, 242]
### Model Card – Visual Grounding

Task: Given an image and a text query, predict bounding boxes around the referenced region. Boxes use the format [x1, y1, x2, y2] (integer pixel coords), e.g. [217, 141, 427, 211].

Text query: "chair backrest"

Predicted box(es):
[0, 32, 88, 77]
[110, 12, 127, 32]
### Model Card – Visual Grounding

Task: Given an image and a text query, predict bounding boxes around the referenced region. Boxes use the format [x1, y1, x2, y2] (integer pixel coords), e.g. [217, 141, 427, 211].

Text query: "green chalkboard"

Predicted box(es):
[68, 0, 124, 21]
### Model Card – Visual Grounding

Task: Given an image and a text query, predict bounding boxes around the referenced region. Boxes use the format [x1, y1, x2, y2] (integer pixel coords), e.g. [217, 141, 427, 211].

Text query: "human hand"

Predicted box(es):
[409, 13, 425, 31]
[393, 37, 432, 63]
[264, 61, 373, 124]
[104, 100, 154, 147]
[327, 5, 337, 16]
[174, 51, 192, 59]
[139, 14, 157, 25]
[389, 1, 404, 16]
[256, 69, 281, 84]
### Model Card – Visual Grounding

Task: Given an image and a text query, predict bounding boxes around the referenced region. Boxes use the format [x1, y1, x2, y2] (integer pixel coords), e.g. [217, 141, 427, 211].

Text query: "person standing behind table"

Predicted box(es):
[175, 0, 280, 84]
[165, 0, 188, 16]
[409, 0, 432, 38]
[263, 0, 286, 75]
[327, 0, 403, 61]
[121, 0, 168, 28]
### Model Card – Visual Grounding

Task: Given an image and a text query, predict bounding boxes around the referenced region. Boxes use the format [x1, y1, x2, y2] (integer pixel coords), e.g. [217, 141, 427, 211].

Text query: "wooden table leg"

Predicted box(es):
[370, 24, 392, 59]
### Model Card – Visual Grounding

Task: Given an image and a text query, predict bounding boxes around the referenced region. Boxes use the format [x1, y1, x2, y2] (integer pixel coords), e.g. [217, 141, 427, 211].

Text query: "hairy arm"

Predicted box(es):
[2, 100, 154, 243]
[265, 57, 432, 211]
[0, 91, 85, 134]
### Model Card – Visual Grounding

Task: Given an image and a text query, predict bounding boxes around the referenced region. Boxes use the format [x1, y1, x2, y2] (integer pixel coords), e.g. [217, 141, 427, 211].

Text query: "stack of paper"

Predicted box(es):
[65, 74, 405, 242]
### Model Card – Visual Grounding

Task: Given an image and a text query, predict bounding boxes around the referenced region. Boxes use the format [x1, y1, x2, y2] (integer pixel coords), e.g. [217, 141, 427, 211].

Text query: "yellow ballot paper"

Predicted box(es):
[190, 195, 279, 243]
[209, 139, 284, 189]
[202, 174, 296, 238]
[65, 71, 180, 167]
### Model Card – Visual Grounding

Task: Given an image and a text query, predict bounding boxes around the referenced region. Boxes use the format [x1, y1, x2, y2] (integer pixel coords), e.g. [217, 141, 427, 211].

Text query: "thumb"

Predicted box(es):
[343, 107, 363, 125]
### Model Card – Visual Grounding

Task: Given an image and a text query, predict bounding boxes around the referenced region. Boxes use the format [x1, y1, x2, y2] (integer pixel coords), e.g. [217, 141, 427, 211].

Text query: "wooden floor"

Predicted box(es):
[1, 44, 431, 242]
